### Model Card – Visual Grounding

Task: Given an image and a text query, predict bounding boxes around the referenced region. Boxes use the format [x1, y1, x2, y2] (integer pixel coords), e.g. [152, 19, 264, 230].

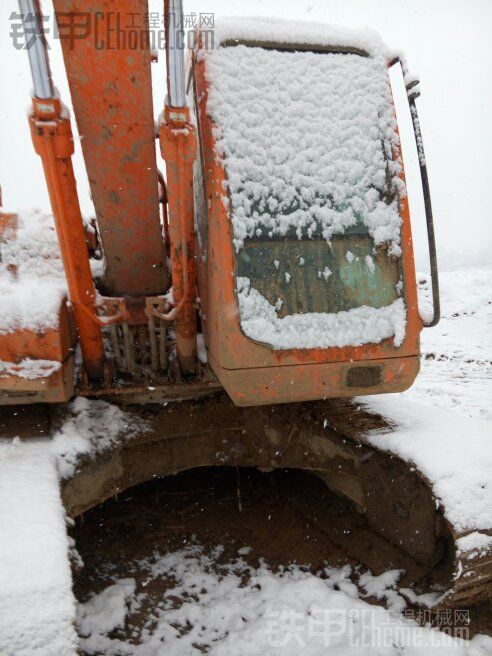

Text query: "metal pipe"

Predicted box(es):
[159, 105, 198, 375]
[408, 97, 440, 327]
[18, 0, 54, 99]
[390, 58, 440, 328]
[166, 0, 187, 107]
[29, 98, 106, 380]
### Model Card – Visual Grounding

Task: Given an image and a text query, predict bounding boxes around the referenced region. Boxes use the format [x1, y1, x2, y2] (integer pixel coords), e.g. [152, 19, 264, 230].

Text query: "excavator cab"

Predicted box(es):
[190, 33, 435, 405]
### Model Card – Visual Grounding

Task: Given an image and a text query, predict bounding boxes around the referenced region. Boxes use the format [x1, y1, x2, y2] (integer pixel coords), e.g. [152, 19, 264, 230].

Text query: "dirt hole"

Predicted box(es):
[71, 466, 491, 650]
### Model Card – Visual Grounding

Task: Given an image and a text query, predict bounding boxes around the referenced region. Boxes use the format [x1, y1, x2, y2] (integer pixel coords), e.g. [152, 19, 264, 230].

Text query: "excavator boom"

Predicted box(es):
[52, 0, 167, 297]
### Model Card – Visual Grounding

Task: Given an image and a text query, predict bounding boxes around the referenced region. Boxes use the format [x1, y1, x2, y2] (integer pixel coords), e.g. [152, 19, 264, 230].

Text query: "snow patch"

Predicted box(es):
[0, 209, 67, 334]
[0, 358, 61, 380]
[237, 276, 406, 349]
[204, 44, 404, 254]
[47, 396, 147, 480]
[197, 332, 208, 364]
[77, 545, 491, 655]
[412, 266, 492, 421]
[0, 449, 78, 656]
[360, 396, 492, 534]
[78, 579, 136, 637]
[456, 532, 492, 559]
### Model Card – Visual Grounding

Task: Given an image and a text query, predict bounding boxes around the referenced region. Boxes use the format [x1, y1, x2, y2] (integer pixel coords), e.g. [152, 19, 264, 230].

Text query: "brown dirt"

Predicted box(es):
[72, 466, 491, 649]
[73, 467, 355, 600]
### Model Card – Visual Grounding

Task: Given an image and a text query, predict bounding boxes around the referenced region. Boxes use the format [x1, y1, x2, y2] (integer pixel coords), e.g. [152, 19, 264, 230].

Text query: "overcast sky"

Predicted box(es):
[1, 0, 491, 270]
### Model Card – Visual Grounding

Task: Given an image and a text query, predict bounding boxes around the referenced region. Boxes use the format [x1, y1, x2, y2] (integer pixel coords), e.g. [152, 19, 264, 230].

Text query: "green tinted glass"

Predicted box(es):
[237, 234, 400, 316]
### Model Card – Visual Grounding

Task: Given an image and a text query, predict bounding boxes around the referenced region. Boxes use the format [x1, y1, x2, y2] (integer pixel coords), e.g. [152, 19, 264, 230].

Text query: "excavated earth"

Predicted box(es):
[4, 394, 490, 647]
[71, 465, 492, 648]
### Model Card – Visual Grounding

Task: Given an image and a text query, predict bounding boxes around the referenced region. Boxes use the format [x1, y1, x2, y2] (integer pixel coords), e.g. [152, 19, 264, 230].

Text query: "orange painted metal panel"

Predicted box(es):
[0, 299, 74, 363]
[0, 298, 75, 406]
[52, 0, 167, 296]
[210, 353, 420, 407]
[0, 357, 74, 405]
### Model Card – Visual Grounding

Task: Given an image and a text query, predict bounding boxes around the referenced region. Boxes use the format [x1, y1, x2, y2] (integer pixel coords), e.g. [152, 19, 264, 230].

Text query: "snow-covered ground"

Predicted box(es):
[408, 266, 492, 421]
[77, 546, 491, 656]
[0, 449, 78, 656]
[362, 266, 492, 537]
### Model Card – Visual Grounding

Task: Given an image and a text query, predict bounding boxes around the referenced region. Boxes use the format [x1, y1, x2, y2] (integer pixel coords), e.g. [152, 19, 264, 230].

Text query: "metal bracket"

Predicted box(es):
[145, 296, 171, 371]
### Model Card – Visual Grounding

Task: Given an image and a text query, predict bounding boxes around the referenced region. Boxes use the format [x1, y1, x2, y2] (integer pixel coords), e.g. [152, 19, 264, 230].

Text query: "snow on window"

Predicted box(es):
[365, 255, 376, 274]
[237, 277, 406, 349]
[205, 45, 404, 255]
[318, 266, 332, 282]
[202, 22, 407, 350]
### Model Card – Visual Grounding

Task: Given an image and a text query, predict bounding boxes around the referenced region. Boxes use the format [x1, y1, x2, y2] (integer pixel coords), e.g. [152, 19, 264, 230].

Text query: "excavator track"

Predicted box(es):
[48, 392, 490, 609]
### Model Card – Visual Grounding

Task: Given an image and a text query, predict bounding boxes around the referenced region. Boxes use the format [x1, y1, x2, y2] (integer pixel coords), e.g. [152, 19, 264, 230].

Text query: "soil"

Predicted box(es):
[72, 466, 491, 651]
[73, 468, 354, 597]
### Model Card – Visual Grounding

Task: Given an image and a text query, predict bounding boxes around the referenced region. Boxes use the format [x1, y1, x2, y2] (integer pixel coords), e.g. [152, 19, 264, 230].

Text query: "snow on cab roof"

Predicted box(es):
[212, 15, 395, 59]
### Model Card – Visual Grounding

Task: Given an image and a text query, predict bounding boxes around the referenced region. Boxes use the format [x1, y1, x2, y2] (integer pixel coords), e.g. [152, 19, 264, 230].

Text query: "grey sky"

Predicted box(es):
[1, 0, 491, 270]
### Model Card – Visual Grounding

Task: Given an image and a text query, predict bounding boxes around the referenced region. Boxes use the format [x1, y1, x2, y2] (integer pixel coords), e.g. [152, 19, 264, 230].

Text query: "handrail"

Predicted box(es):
[391, 58, 440, 327]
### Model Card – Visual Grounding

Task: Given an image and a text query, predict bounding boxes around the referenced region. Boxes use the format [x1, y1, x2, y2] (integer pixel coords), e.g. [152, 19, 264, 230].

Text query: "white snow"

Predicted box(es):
[0, 209, 67, 334]
[205, 42, 404, 255]
[77, 545, 492, 656]
[237, 276, 406, 348]
[0, 397, 145, 655]
[456, 533, 492, 559]
[197, 332, 208, 364]
[358, 569, 406, 612]
[213, 15, 394, 59]
[0, 448, 78, 656]
[411, 104, 426, 166]
[365, 254, 376, 274]
[317, 266, 332, 281]
[412, 266, 492, 421]
[45, 396, 146, 480]
[77, 579, 136, 639]
[0, 358, 61, 380]
[359, 396, 492, 534]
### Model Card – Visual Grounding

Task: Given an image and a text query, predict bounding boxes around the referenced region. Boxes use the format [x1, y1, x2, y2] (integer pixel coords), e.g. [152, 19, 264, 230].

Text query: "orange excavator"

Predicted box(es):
[4, 0, 489, 611]
[1, 0, 441, 407]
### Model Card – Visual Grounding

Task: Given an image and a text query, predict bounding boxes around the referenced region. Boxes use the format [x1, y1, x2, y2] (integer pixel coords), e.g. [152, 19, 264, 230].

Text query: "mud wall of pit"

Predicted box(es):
[61, 395, 452, 579]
